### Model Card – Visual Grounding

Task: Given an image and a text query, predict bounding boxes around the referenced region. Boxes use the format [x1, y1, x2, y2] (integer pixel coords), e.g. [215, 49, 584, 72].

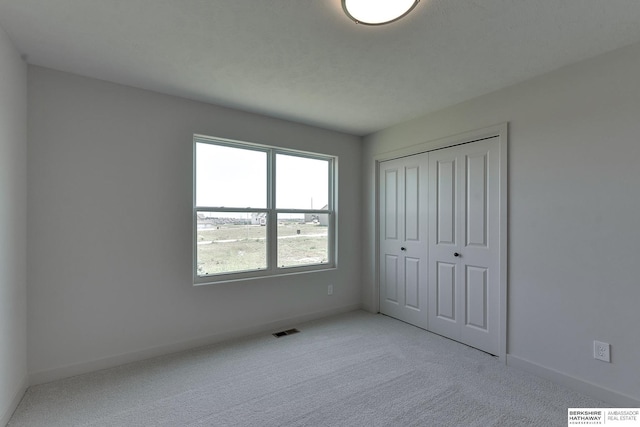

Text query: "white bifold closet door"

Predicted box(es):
[428, 137, 500, 355]
[379, 153, 429, 329]
[379, 136, 501, 356]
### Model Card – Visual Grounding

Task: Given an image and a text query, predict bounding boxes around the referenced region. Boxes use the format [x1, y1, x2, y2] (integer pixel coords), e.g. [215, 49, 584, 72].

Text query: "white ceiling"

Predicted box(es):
[2, 0, 640, 136]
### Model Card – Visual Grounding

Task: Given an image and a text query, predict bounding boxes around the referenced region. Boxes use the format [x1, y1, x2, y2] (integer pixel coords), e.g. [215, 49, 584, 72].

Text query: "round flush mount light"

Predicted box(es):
[342, 0, 420, 26]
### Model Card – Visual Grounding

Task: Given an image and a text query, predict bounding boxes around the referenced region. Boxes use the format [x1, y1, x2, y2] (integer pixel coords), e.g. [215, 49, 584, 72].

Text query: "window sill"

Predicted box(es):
[193, 265, 337, 286]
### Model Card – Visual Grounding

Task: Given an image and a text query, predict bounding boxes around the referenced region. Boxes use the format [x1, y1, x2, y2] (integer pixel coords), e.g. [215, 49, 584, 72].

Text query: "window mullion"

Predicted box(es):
[267, 149, 278, 272]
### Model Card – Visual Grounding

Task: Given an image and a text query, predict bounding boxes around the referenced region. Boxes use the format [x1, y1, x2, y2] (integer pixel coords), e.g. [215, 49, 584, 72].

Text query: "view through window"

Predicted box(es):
[194, 137, 335, 282]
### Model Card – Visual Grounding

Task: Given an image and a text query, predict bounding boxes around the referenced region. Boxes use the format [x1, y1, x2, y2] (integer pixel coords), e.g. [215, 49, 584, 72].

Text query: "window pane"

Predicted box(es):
[196, 143, 267, 208]
[276, 154, 329, 209]
[277, 213, 329, 268]
[196, 212, 267, 276]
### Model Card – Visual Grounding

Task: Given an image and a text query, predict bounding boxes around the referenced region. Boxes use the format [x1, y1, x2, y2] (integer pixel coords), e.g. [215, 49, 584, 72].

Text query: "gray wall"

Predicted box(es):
[27, 67, 362, 383]
[362, 42, 640, 404]
[0, 23, 28, 425]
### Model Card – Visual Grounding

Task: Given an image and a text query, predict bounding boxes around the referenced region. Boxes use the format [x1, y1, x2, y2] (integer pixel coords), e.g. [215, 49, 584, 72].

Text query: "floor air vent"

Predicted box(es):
[272, 328, 300, 338]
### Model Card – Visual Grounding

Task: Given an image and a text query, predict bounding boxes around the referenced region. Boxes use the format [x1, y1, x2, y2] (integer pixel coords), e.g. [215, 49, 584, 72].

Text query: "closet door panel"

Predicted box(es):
[379, 154, 429, 329]
[429, 137, 501, 355]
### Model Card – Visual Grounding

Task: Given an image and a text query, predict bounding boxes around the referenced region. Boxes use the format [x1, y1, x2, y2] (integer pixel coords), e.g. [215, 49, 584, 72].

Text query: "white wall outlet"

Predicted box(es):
[327, 284, 333, 295]
[593, 340, 611, 362]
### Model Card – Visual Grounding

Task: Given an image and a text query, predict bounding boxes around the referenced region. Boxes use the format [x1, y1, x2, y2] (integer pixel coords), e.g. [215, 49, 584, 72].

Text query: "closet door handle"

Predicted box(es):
[401, 247, 407, 251]
[454, 252, 461, 257]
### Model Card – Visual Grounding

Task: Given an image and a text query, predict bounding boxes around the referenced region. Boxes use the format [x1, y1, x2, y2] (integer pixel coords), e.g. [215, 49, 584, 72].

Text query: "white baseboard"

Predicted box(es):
[1, 375, 27, 426]
[507, 354, 640, 407]
[28, 304, 361, 386]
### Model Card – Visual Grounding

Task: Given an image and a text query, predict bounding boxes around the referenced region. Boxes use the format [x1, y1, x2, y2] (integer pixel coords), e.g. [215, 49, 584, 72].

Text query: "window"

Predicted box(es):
[194, 135, 335, 283]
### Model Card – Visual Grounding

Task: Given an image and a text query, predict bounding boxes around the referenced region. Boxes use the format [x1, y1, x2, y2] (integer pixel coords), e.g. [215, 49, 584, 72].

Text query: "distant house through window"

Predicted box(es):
[194, 135, 336, 284]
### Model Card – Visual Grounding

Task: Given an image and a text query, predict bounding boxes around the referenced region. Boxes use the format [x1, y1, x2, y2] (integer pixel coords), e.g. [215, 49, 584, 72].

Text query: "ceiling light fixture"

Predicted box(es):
[342, 0, 420, 26]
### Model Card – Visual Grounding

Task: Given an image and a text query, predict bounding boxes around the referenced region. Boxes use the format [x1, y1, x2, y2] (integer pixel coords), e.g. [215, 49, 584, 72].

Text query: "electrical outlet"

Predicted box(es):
[327, 285, 333, 295]
[593, 341, 610, 363]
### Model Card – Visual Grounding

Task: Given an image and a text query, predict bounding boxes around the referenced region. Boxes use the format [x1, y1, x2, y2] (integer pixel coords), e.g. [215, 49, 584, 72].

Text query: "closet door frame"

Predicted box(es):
[373, 123, 508, 362]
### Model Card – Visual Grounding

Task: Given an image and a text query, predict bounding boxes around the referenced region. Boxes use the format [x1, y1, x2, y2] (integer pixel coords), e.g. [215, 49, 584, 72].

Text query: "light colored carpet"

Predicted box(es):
[9, 311, 606, 426]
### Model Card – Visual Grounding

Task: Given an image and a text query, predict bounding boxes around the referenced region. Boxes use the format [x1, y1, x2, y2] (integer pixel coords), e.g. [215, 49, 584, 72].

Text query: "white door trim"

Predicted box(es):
[373, 122, 508, 362]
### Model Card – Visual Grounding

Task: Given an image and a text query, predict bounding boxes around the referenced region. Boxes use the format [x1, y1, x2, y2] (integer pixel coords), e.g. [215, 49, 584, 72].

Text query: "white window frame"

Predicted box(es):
[193, 135, 337, 285]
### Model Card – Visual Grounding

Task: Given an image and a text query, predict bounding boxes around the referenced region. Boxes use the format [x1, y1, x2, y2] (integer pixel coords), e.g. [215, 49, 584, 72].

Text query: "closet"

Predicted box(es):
[379, 136, 503, 355]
